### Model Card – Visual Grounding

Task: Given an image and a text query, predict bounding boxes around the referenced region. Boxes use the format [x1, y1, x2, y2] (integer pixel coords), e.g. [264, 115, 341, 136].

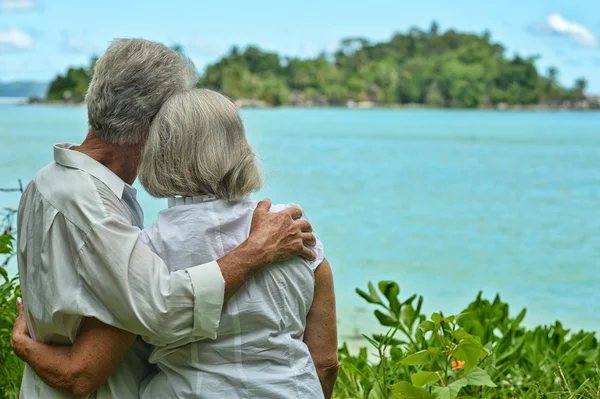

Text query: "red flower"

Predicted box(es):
[451, 360, 465, 371]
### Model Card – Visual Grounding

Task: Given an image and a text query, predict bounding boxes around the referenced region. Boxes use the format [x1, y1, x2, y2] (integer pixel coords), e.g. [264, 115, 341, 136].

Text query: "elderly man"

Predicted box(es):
[10, 39, 316, 398]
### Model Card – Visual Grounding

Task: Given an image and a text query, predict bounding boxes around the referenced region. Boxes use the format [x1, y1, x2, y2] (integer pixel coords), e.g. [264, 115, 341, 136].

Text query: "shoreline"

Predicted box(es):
[15, 96, 600, 111]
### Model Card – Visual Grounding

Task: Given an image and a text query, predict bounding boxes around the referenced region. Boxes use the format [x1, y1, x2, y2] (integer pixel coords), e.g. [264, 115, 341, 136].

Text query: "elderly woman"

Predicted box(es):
[13, 88, 338, 398]
[136, 88, 338, 398]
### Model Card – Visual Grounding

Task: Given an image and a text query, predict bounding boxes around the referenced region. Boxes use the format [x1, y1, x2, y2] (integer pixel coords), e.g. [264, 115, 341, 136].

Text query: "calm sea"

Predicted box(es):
[1, 103, 599, 337]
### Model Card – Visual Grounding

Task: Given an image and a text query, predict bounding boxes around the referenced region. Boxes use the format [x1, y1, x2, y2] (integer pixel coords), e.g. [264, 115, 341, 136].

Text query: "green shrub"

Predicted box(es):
[334, 282, 600, 398]
[0, 211, 23, 399]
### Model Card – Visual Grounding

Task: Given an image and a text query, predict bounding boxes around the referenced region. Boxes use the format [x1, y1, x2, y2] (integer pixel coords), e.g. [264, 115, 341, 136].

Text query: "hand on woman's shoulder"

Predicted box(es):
[268, 202, 325, 269]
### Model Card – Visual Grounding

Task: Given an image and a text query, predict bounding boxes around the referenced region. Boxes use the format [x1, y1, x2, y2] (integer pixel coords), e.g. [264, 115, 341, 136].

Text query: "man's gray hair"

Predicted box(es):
[86, 38, 197, 144]
[139, 89, 262, 200]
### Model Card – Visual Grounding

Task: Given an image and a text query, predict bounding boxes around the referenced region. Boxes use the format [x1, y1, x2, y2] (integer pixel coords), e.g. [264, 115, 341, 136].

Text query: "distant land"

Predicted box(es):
[0, 81, 48, 99]
[26, 24, 600, 110]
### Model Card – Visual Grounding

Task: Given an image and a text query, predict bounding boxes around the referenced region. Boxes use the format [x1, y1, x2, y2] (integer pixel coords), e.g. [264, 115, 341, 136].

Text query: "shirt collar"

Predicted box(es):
[54, 143, 127, 198]
[168, 195, 218, 208]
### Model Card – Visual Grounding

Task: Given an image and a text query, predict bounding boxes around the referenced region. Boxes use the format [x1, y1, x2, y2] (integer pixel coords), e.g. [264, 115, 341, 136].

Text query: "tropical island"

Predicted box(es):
[37, 23, 599, 110]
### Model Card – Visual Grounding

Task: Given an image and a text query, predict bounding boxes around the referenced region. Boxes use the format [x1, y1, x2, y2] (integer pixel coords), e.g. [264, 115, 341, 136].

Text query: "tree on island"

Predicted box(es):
[46, 23, 590, 108]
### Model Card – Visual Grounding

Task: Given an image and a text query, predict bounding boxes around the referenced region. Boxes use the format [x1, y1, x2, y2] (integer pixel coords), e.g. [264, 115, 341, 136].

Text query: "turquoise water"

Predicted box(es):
[1, 104, 599, 337]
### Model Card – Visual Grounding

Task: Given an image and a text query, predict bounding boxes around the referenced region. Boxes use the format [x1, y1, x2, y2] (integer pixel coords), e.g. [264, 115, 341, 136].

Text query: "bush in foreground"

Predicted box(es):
[0, 226, 21, 399]
[335, 281, 600, 398]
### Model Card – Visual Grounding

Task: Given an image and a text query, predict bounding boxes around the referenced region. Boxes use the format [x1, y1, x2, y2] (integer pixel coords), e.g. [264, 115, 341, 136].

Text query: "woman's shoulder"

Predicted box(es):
[269, 202, 325, 270]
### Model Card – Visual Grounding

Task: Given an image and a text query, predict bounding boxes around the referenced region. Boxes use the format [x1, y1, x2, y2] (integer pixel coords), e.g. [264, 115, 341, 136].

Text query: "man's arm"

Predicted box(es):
[303, 259, 338, 398]
[76, 198, 315, 346]
[11, 300, 136, 397]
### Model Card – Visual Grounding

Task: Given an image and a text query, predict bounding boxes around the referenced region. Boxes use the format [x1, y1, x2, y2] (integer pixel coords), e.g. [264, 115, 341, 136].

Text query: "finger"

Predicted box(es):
[16, 297, 23, 314]
[280, 206, 302, 220]
[295, 220, 312, 233]
[299, 246, 317, 262]
[301, 232, 317, 247]
[255, 198, 272, 214]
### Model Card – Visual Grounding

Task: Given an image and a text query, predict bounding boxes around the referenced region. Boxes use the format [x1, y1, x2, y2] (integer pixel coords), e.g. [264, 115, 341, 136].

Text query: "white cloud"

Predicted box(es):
[0, 29, 33, 50]
[60, 32, 89, 53]
[66, 37, 85, 52]
[546, 13, 597, 48]
[0, 0, 35, 10]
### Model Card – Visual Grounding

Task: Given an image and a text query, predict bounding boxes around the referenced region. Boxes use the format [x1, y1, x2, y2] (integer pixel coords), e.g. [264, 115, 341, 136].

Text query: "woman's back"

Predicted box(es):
[140, 196, 325, 399]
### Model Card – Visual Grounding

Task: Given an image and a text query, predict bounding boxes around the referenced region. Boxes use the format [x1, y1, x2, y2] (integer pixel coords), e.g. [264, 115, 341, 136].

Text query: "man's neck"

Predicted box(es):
[74, 131, 143, 185]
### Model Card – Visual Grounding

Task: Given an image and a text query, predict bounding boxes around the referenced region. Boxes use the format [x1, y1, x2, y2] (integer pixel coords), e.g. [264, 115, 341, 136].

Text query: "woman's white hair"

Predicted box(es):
[139, 89, 262, 200]
[86, 38, 197, 144]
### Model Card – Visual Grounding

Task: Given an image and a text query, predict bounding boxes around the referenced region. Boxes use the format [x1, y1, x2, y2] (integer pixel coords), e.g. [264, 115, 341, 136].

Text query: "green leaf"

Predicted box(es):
[455, 312, 471, 323]
[356, 282, 384, 305]
[390, 346, 404, 361]
[401, 294, 417, 306]
[369, 281, 383, 302]
[375, 309, 399, 327]
[432, 378, 467, 399]
[452, 329, 484, 369]
[402, 304, 416, 328]
[378, 280, 400, 300]
[401, 350, 432, 366]
[368, 383, 385, 399]
[392, 381, 433, 399]
[415, 295, 424, 317]
[427, 346, 441, 355]
[0, 266, 8, 283]
[419, 320, 436, 333]
[372, 334, 406, 346]
[431, 312, 442, 324]
[0, 234, 14, 255]
[512, 308, 527, 329]
[464, 367, 497, 387]
[454, 343, 481, 370]
[362, 334, 381, 349]
[411, 371, 440, 387]
[379, 281, 402, 316]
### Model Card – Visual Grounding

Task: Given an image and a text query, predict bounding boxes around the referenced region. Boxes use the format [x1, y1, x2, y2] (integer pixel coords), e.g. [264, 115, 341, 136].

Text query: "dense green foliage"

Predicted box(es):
[0, 207, 22, 399]
[45, 57, 97, 102]
[334, 282, 600, 398]
[46, 25, 589, 107]
[200, 23, 587, 107]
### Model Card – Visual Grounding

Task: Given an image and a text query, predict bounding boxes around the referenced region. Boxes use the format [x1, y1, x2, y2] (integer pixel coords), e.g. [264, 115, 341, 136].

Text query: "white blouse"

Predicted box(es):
[140, 196, 326, 398]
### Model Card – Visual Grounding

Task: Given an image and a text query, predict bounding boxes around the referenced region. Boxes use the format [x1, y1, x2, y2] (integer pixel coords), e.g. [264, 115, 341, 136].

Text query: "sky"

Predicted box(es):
[1, 0, 599, 93]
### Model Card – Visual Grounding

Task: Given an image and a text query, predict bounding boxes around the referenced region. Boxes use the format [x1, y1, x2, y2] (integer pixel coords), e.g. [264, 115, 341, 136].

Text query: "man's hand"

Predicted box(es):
[249, 198, 317, 264]
[10, 297, 30, 360]
[217, 198, 317, 301]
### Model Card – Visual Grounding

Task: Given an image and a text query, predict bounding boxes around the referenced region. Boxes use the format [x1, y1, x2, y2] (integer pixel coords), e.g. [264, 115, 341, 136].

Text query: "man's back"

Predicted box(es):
[17, 146, 151, 398]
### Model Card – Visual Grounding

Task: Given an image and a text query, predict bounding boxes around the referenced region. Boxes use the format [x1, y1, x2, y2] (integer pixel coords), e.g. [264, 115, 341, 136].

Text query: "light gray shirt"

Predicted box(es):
[17, 144, 226, 399]
[139, 196, 325, 399]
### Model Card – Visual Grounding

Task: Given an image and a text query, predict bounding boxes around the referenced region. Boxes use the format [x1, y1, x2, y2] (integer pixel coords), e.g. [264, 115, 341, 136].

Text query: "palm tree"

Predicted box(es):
[429, 21, 440, 37]
[575, 78, 587, 96]
[547, 67, 558, 86]
[545, 67, 558, 98]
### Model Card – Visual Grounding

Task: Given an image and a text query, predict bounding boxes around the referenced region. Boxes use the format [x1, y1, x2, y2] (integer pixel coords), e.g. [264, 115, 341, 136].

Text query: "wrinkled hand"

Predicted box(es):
[250, 199, 317, 263]
[11, 297, 30, 360]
